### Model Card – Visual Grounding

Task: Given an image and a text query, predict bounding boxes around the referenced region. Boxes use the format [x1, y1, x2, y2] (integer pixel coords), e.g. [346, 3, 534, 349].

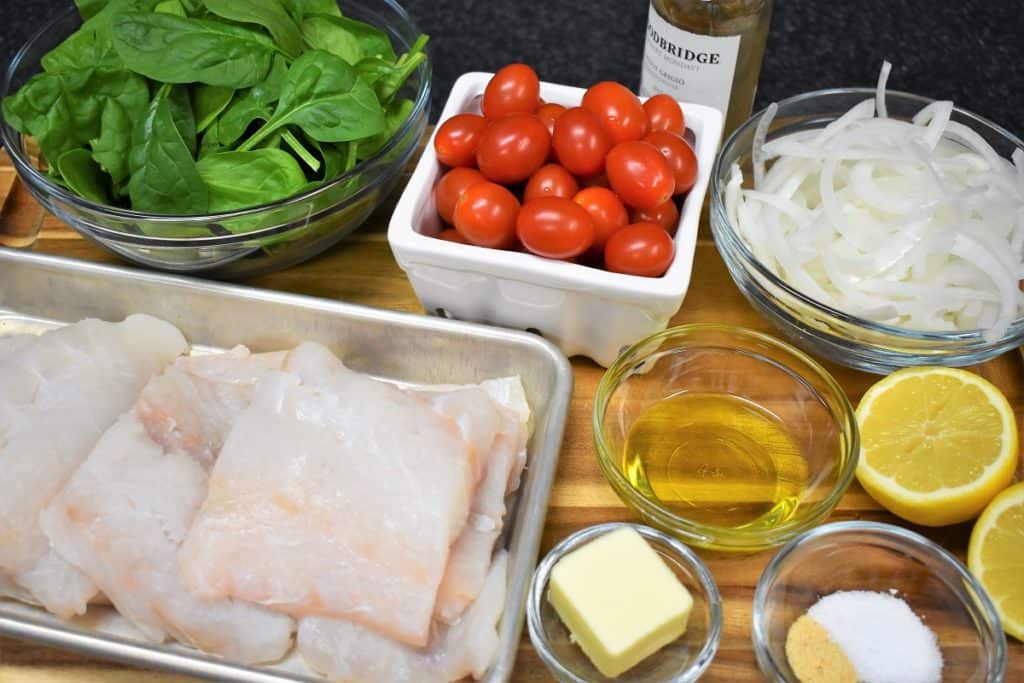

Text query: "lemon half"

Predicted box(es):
[969, 482, 1024, 641]
[855, 367, 1018, 526]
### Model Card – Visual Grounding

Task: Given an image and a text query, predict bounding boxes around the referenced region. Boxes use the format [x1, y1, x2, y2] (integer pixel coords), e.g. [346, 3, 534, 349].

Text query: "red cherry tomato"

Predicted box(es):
[453, 182, 520, 249]
[434, 167, 487, 224]
[644, 130, 698, 195]
[581, 81, 648, 145]
[475, 113, 551, 184]
[433, 114, 487, 168]
[552, 107, 611, 178]
[630, 198, 680, 236]
[482, 64, 540, 119]
[524, 164, 580, 202]
[516, 197, 596, 259]
[605, 140, 675, 210]
[573, 187, 628, 256]
[437, 228, 468, 244]
[643, 94, 685, 136]
[535, 102, 566, 136]
[605, 222, 675, 277]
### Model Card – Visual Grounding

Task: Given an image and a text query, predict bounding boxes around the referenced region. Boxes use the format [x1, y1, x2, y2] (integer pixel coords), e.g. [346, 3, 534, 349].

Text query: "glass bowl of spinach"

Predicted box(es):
[0, 0, 430, 279]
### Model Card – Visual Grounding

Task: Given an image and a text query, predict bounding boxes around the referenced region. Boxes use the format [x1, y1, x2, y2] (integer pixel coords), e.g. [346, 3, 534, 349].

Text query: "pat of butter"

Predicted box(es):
[548, 527, 692, 678]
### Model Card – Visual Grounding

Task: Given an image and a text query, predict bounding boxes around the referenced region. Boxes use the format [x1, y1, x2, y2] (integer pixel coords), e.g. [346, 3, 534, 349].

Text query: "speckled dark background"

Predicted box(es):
[2, 0, 1021, 135]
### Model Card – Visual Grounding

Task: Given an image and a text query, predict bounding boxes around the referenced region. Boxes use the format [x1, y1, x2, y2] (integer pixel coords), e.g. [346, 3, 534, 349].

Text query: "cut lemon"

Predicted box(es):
[855, 367, 1018, 526]
[968, 482, 1024, 641]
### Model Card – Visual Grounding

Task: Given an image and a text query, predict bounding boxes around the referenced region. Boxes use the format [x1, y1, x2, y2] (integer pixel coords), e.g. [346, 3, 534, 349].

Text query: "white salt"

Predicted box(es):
[808, 590, 943, 683]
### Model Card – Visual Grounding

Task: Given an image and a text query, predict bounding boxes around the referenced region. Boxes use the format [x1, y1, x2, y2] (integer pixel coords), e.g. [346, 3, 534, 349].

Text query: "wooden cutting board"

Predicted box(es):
[0, 146, 1021, 683]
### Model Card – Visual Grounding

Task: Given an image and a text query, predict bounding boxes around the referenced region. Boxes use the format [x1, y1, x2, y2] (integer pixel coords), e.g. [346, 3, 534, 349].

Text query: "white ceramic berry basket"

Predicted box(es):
[388, 71, 723, 366]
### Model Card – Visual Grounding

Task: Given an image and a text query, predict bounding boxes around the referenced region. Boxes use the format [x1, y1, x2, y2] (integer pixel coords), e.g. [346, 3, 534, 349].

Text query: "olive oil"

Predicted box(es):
[623, 392, 807, 529]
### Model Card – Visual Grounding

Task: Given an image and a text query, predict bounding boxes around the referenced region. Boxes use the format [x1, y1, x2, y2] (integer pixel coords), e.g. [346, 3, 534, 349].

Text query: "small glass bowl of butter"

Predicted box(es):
[527, 522, 722, 682]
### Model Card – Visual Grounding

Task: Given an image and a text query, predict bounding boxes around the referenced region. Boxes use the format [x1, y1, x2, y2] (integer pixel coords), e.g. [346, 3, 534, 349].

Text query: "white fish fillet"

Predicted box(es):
[39, 348, 294, 663]
[418, 382, 529, 624]
[179, 342, 479, 647]
[298, 551, 508, 683]
[0, 315, 187, 617]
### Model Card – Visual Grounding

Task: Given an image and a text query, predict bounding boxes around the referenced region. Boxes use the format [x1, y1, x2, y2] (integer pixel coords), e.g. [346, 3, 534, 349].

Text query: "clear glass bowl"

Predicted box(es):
[0, 1, 430, 279]
[593, 324, 858, 552]
[710, 88, 1024, 373]
[526, 523, 722, 683]
[753, 521, 1007, 682]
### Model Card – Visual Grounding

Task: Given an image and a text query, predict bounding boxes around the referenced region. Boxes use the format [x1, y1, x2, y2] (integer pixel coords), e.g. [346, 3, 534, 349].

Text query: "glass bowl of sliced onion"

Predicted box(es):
[710, 65, 1024, 373]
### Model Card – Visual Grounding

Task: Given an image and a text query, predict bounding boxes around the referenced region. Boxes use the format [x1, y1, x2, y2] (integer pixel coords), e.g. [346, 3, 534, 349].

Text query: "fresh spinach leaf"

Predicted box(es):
[168, 85, 197, 156]
[239, 49, 383, 149]
[2, 68, 149, 164]
[281, 0, 341, 22]
[354, 34, 426, 103]
[128, 85, 208, 213]
[193, 84, 234, 133]
[75, 0, 111, 20]
[155, 0, 186, 16]
[89, 99, 132, 185]
[191, 54, 286, 147]
[196, 148, 306, 213]
[301, 14, 395, 64]
[112, 13, 279, 87]
[357, 96, 412, 160]
[197, 129, 225, 158]
[203, 0, 304, 60]
[57, 147, 112, 203]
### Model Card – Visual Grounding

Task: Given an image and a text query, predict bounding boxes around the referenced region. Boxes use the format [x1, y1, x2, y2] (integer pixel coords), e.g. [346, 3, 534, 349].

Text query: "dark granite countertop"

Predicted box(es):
[2, 0, 1021, 134]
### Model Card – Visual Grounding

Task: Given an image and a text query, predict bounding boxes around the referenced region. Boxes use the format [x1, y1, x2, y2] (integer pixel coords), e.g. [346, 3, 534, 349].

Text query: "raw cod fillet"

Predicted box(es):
[0, 315, 187, 616]
[417, 380, 530, 624]
[178, 342, 482, 647]
[39, 348, 295, 663]
[298, 551, 509, 683]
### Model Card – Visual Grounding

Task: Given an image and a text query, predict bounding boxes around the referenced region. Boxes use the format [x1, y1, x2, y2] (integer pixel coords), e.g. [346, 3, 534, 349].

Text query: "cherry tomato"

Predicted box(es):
[581, 81, 648, 145]
[434, 167, 487, 224]
[524, 164, 580, 202]
[630, 198, 680, 236]
[605, 222, 675, 277]
[535, 103, 567, 136]
[482, 63, 540, 119]
[552, 107, 610, 178]
[644, 130, 698, 195]
[433, 114, 487, 168]
[573, 187, 628, 256]
[437, 228, 468, 244]
[475, 113, 551, 184]
[643, 94, 685, 136]
[516, 197, 595, 259]
[453, 182, 520, 249]
[605, 140, 675, 210]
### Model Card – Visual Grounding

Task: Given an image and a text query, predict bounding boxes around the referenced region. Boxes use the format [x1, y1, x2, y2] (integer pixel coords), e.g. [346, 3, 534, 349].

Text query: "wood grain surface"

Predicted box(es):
[0, 146, 1021, 682]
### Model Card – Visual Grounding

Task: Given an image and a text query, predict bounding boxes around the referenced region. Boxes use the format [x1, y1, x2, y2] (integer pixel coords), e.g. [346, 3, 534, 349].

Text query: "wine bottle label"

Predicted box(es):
[640, 3, 740, 117]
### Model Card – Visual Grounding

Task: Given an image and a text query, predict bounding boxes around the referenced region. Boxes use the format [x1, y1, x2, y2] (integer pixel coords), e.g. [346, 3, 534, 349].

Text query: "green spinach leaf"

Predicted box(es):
[57, 147, 112, 203]
[239, 49, 383, 149]
[128, 85, 208, 213]
[357, 96, 412, 160]
[89, 98, 132, 185]
[191, 54, 286, 147]
[301, 14, 395, 64]
[281, 0, 341, 22]
[76, 0, 112, 20]
[112, 13, 279, 87]
[193, 84, 234, 133]
[168, 85, 197, 156]
[203, 0, 304, 60]
[280, 128, 320, 171]
[155, 0, 186, 16]
[196, 148, 306, 213]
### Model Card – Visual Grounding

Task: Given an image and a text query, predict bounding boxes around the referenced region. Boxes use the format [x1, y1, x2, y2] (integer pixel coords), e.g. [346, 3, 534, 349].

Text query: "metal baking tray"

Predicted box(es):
[0, 248, 573, 683]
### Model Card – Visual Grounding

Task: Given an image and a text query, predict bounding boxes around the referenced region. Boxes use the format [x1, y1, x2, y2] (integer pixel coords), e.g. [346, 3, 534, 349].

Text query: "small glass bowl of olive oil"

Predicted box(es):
[594, 324, 859, 552]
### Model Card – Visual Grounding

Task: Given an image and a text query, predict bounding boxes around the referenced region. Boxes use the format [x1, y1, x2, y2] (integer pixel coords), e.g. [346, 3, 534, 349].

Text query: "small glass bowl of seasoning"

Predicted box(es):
[527, 523, 722, 683]
[753, 521, 1007, 683]
[593, 324, 859, 552]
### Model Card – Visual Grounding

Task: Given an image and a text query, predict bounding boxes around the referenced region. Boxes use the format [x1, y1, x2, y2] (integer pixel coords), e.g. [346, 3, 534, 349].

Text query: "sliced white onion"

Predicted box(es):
[726, 64, 1024, 341]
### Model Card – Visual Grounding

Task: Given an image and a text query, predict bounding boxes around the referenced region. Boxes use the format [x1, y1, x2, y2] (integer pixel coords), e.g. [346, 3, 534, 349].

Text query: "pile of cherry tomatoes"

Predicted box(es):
[430, 64, 699, 278]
